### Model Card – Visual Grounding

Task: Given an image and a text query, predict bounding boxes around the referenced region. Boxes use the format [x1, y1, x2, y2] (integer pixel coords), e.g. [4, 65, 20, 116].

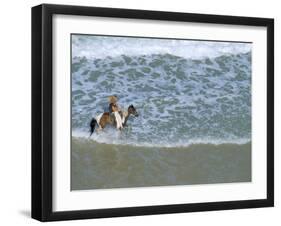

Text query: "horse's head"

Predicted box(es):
[128, 105, 139, 117]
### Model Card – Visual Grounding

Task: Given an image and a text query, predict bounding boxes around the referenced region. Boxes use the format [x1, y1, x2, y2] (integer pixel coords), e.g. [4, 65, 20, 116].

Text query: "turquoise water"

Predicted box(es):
[71, 35, 251, 147]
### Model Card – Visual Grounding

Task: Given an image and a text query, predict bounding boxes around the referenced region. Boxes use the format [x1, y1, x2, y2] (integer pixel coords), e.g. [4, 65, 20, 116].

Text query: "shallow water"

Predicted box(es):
[71, 138, 251, 190]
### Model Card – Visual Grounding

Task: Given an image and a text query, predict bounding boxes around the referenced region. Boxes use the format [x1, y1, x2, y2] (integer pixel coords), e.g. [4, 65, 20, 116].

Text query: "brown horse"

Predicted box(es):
[89, 105, 138, 137]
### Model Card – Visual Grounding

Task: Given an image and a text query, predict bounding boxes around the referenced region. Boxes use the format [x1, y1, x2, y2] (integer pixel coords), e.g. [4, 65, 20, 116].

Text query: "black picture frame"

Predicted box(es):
[32, 3, 274, 222]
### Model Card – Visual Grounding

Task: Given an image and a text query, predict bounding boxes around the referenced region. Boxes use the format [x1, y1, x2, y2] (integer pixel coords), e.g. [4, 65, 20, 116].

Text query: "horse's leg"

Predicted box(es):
[96, 126, 102, 132]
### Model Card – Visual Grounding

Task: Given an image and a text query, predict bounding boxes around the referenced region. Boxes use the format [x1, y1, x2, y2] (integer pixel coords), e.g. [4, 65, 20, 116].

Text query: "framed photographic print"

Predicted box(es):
[32, 4, 274, 221]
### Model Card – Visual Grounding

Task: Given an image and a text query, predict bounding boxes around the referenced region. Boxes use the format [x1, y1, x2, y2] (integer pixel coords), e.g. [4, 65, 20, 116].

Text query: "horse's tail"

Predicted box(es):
[89, 118, 97, 137]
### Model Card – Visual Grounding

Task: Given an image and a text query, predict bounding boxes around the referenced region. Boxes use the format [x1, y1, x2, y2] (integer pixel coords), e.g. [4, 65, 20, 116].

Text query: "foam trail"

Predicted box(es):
[72, 130, 250, 148]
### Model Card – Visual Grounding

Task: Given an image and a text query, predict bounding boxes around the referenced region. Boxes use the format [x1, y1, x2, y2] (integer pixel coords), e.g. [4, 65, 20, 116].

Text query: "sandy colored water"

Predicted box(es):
[71, 137, 251, 190]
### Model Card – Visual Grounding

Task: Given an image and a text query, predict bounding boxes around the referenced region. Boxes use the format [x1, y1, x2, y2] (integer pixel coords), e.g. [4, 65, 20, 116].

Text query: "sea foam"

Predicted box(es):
[71, 35, 252, 147]
[72, 35, 251, 60]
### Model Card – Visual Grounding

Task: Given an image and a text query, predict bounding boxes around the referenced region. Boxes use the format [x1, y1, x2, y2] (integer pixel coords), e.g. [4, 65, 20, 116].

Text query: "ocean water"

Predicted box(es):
[72, 35, 251, 147]
[71, 138, 251, 190]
